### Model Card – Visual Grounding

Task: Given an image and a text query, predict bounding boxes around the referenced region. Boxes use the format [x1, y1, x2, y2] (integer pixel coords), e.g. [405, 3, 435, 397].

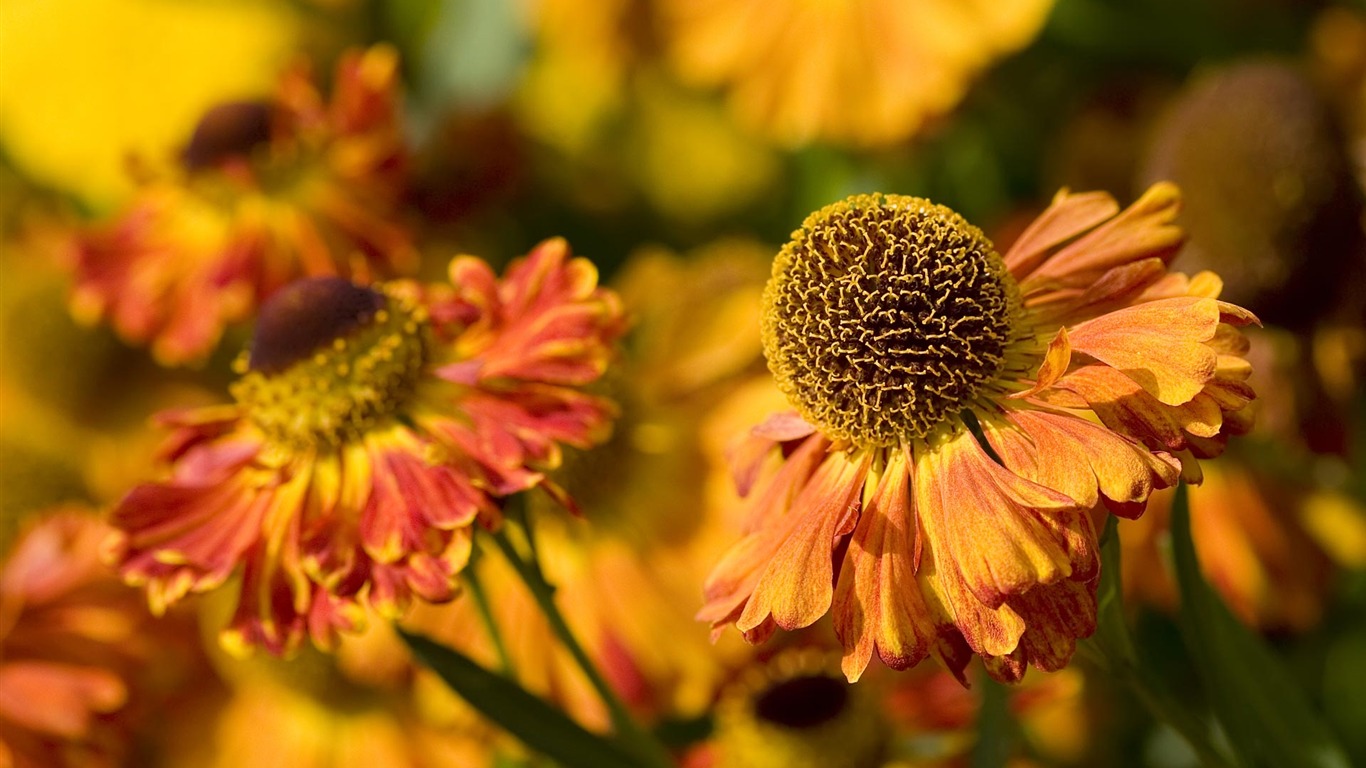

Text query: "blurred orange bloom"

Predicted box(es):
[661, 0, 1054, 146]
[66, 46, 417, 366]
[702, 184, 1257, 684]
[108, 240, 624, 656]
[1122, 460, 1341, 633]
[0, 512, 163, 768]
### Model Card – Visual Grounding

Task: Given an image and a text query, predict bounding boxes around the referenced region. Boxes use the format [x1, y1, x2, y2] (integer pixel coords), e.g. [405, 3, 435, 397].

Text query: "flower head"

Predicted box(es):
[702, 185, 1258, 683]
[698, 650, 889, 768]
[108, 239, 625, 655]
[67, 45, 417, 366]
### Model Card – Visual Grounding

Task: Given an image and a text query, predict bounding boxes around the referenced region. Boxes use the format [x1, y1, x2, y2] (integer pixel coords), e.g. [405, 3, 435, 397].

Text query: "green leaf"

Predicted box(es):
[1090, 515, 1136, 668]
[1170, 482, 1352, 768]
[401, 630, 643, 768]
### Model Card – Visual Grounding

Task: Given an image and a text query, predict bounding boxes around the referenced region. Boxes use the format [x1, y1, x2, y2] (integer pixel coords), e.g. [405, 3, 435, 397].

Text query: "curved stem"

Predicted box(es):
[463, 560, 514, 676]
[489, 522, 674, 768]
[1114, 659, 1237, 768]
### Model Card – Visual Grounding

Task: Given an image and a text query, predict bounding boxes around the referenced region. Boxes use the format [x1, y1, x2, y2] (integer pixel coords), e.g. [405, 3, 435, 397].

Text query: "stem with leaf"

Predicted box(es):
[489, 510, 674, 768]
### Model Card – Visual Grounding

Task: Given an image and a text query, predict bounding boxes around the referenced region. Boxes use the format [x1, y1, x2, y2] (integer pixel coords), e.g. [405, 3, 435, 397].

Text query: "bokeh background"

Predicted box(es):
[2, 1, 1364, 767]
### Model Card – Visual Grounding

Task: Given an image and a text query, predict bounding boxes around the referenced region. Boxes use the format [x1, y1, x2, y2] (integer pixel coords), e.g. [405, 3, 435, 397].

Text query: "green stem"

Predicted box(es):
[489, 524, 674, 768]
[1087, 517, 1238, 768]
[463, 560, 514, 676]
[1114, 660, 1237, 768]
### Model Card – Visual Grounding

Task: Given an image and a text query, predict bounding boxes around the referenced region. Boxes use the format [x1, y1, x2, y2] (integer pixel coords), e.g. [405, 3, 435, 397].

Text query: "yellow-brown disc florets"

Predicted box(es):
[232, 276, 430, 449]
[763, 194, 1020, 446]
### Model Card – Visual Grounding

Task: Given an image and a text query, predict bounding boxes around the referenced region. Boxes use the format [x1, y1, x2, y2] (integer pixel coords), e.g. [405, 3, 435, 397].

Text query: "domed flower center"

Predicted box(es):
[762, 194, 1019, 446]
[182, 101, 275, 170]
[753, 674, 849, 728]
[232, 277, 429, 448]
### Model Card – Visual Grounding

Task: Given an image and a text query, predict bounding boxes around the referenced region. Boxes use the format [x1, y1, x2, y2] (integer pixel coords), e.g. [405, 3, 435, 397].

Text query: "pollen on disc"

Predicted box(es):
[762, 194, 1018, 446]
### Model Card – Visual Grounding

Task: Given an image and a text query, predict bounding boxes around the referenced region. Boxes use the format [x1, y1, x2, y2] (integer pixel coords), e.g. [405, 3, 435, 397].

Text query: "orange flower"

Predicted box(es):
[0, 511, 161, 768]
[108, 239, 625, 656]
[701, 185, 1258, 683]
[66, 45, 417, 366]
[660, 0, 1054, 146]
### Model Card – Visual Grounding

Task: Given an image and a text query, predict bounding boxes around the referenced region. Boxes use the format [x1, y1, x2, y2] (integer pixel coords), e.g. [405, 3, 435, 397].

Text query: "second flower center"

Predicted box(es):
[233, 276, 429, 449]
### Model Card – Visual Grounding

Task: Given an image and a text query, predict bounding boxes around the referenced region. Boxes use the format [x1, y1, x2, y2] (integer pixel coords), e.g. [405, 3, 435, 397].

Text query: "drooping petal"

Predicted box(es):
[1067, 296, 1224, 406]
[991, 408, 1180, 514]
[737, 450, 870, 633]
[833, 451, 933, 680]
[913, 429, 1080, 610]
[698, 435, 831, 634]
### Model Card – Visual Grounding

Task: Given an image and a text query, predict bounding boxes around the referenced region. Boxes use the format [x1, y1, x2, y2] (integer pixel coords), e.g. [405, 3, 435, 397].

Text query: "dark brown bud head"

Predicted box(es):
[249, 277, 385, 374]
[183, 100, 275, 170]
[753, 674, 850, 730]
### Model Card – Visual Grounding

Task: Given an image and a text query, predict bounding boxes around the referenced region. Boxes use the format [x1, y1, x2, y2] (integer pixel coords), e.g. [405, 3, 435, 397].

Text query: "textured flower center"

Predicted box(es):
[762, 194, 1019, 446]
[233, 277, 429, 448]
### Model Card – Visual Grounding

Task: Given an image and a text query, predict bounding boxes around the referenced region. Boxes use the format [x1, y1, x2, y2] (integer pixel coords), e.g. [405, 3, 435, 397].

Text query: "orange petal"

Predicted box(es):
[738, 451, 870, 632]
[1022, 182, 1184, 292]
[914, 430, 1077, 613]
[1006, 577, 1097, 672]
[1009, 326, 1071, 400]
[832, 451, 937, 681]
[1004, 189, 1120, 279]
[1068, 296, 1221, 405]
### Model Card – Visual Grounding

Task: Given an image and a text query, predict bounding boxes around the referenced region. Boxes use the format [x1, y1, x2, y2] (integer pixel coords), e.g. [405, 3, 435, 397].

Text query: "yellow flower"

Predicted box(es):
[0, 0, 299, 209]
[702, 185, 1258, 683]
[660, 0, 1055, 146]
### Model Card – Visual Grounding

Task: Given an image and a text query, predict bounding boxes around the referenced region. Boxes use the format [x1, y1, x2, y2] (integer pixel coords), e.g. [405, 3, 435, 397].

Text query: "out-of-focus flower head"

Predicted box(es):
[514, 0, 780, 223]
[1140, 58, 1365, 329]
[0, 0, 299, 209]
[686, 648, 890, 768]
[622, 74, 781, 224]
[514, 0, 644, 156]
[108, 239, 625, 656]
[0, 510, 184, 768]
[702, 184, 1259, 684]
[66, 45, 419, 366]
[1121, 460, 1356, 634]
[659, 0, 1055, 147]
